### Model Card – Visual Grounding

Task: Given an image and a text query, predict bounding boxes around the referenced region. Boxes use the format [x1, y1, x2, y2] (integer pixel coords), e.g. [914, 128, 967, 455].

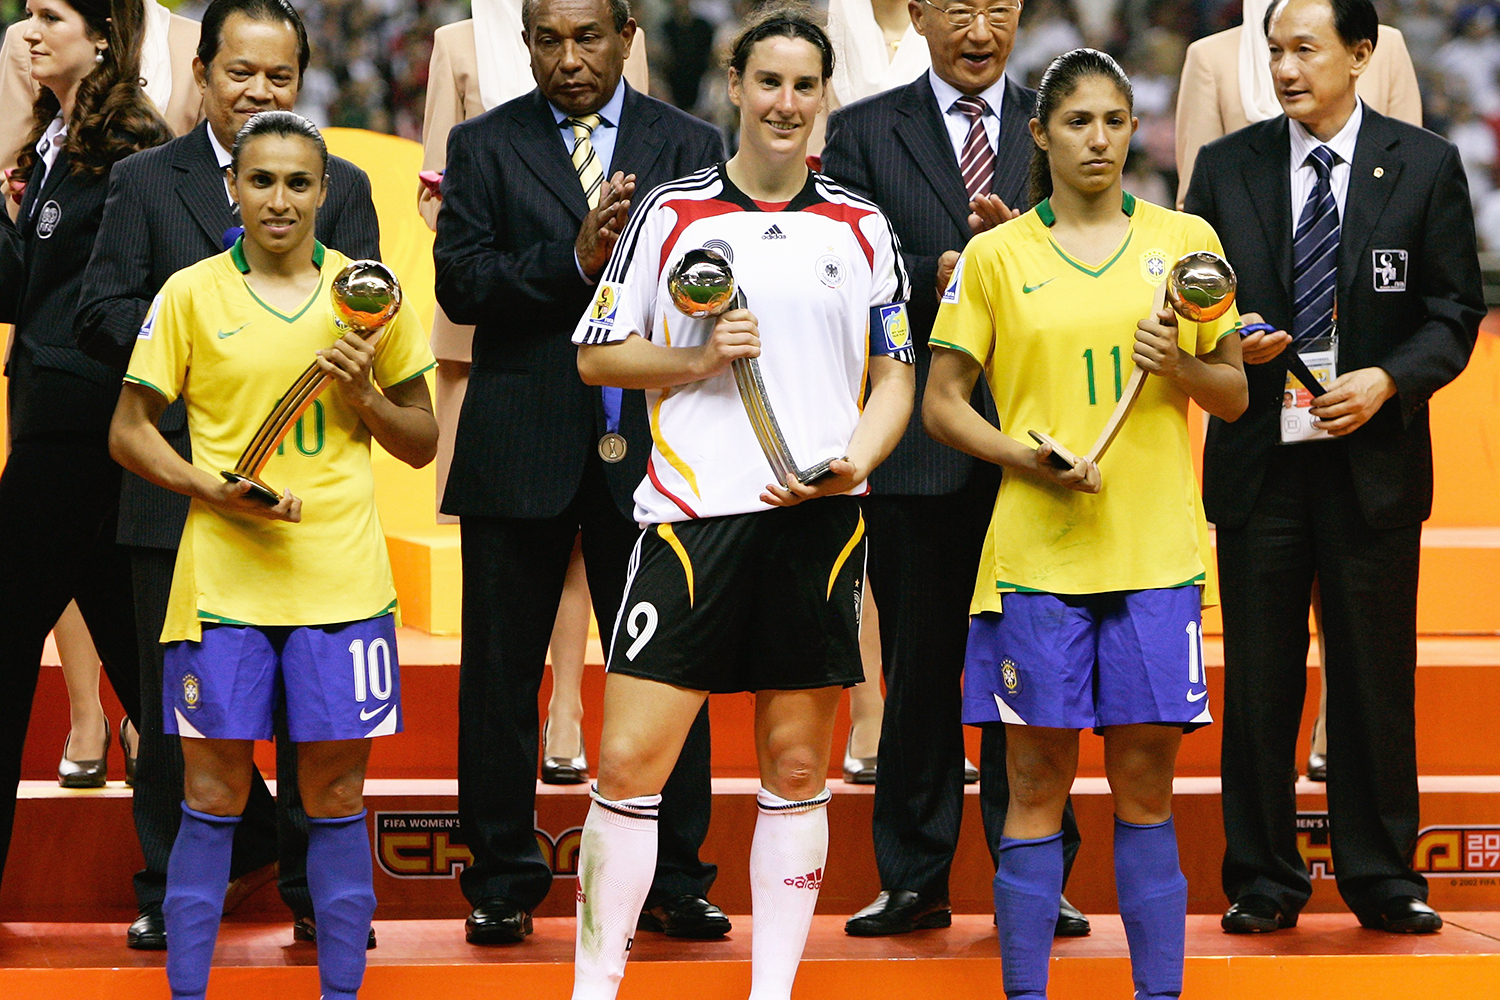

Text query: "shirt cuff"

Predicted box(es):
[575, 249, 596, 286]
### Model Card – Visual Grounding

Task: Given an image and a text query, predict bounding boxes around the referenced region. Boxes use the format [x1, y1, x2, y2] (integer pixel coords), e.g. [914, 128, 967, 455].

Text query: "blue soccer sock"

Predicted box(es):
[994, 832, 1064, 1000]
[164, 804, 240, 1000]
[1114, 816, 1188, 1000]
[306, 811, 378, 1000]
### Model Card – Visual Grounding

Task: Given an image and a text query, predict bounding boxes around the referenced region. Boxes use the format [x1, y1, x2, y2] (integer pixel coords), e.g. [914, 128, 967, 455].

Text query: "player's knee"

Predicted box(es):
[1008, 752, 1073, 812]
[183, 770, 248, 817]
[594, 736, 667, 799]
[304, 773, 365, 818]
[761, 747, 822, 801]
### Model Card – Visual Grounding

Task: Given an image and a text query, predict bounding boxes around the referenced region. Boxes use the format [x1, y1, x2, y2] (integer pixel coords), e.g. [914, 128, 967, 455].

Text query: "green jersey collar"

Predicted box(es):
[230, 236, 327, 274]
[1035, 190, 1137, 228]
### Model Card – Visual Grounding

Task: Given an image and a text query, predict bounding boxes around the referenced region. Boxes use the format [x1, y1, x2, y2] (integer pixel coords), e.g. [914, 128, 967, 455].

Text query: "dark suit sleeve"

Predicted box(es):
[0, 205, 20, 321]
[434, 123, 584, 324]
[1379, 143, 1483, 424]
[77, 159, 154, 368]
[328, 163, 381, 261]
[696, 126, 726, 172]
[1182, 145, 1219, 229]
[823, 109, 942, 313]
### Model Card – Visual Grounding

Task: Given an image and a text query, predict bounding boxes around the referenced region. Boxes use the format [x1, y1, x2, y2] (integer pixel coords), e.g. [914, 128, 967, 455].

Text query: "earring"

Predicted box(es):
[95, 50, 104, 63]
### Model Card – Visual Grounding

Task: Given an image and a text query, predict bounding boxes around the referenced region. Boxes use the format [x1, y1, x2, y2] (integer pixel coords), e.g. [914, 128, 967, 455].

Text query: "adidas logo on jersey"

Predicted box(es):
[762, 224, 787, 239]
[784, 867, 823, 890]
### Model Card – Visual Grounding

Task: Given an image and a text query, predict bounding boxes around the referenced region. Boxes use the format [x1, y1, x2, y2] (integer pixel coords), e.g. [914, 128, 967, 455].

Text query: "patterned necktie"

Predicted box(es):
[953, 96, 994, 202]
[568, 114, 604, 209]
[1292, 145, 1339, 346]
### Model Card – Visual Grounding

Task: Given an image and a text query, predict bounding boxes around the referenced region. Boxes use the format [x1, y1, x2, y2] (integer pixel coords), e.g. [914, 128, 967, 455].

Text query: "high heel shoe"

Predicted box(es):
[842, 729, 877, 784]
[121, 717, 138, 786]
[541, 720, 588, 785]
[58, 721, 111, 789]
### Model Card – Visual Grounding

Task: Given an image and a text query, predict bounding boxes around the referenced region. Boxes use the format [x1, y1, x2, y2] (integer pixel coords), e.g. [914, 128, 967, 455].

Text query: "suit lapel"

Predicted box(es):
[1339, 110, 1401, 305]
[1244, 119, 1294, 302]
[893, 75, 971, 234]
[611, 86, 665, 186]
[173, 124, 234, 246]
[509, 90, 590, 221]
[993, 78, 1034, 208]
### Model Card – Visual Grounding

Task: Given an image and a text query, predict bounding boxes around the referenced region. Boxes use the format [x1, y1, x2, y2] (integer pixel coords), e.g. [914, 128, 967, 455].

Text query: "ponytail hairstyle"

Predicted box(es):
[13, 0, 173, 182]
[727, 1, 835, 81]
[1027, 48, 1133, 206]
[230, 110, 329, 175]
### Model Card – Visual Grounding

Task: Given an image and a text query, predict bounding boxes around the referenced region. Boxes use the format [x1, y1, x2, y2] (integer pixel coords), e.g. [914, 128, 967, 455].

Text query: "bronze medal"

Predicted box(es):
[598, 432, 627, 463]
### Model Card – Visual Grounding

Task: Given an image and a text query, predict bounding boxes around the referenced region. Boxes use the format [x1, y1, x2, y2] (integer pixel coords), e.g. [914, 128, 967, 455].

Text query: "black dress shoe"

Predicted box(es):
[292, 916, 378, 949]
[126, 906, 167, 950]
[1360, 897, 1443, 934]
[637, 895, 732, 938]
[1222, 894, 1295, 933]
[1055, 895, 1091, 937]
[844, 889, 952, 936]
[465, 898, 534, 945]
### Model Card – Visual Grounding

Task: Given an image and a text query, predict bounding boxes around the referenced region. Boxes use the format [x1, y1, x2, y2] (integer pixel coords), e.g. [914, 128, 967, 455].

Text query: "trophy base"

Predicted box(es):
[221, 471, 281, 506]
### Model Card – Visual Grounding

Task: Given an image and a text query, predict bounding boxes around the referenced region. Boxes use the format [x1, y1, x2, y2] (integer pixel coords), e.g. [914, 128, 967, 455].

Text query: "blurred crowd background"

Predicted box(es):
[10, 0, 1500, 246]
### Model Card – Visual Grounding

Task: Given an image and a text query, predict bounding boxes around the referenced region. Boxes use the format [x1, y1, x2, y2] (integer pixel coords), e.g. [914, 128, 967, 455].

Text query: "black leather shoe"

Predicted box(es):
[1360, 897, 1443, 934]
[637, 895, 732, 938]
[845, 889, 952, 936]
[292, 916, 377, 949]
[1055, 895, 1091, 937]
[1222, 894, 1295, 933]
[126, 906, 167, 950]
[465, 898, 533, 945]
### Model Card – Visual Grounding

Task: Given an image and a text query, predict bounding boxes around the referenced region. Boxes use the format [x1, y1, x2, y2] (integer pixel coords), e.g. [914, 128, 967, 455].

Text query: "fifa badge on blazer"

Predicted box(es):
[36, 200, 61, 238]
[1373, 251, 1408, 292]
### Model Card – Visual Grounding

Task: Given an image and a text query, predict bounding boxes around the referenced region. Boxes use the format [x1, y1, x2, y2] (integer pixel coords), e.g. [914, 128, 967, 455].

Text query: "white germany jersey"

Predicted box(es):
[574, 164, 912, 524]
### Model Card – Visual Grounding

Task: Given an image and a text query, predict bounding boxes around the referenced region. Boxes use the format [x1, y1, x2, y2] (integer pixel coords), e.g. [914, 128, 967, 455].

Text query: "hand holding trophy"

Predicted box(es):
[1030, 250, 1237, 474]
[221, 260, 402, 504]
[667, 248, 836, 486]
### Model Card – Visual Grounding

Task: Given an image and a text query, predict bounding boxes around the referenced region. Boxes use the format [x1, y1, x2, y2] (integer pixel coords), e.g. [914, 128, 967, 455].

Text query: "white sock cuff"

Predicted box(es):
[589, 785, 662, 827]
[755, 786, 832, 815]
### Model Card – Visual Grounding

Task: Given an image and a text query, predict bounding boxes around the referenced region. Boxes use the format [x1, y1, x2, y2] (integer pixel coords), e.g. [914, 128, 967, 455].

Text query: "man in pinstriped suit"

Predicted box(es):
[432, 0, 725, 945]
[822, 0, 1085, 937]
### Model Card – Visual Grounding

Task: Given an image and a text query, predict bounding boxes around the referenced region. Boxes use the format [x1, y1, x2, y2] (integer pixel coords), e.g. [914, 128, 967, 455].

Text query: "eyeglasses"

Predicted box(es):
[920, 0, 1022, 28]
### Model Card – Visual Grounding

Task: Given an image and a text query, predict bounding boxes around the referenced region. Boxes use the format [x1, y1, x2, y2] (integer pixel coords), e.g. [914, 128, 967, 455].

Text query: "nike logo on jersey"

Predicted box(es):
[1022, 278, 1056, 294]
[1186, 689, 1208, 702]
[217, 323, 249, 339]
[359, 703, 391, 721]
[762, 224, 786, 239]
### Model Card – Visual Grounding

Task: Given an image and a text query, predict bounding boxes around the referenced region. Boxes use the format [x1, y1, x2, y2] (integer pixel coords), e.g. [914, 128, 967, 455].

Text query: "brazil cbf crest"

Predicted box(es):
[182, 673, 201, 710]
[1140, 248, 1169, 286]
[1000, 658, 1022, 696]
[589, 282, 623, 328]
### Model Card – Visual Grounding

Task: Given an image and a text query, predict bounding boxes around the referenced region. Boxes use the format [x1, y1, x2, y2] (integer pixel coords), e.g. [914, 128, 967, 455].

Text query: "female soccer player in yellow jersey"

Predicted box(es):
[567, 5, 914, 999]
[109, 111, 437, 1000]
[924, 49, 1248, 1000]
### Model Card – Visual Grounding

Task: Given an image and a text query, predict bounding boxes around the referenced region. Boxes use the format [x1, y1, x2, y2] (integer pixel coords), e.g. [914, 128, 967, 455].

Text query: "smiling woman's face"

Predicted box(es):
[231, 133, 327, 256]
[729, 35, 826, 165]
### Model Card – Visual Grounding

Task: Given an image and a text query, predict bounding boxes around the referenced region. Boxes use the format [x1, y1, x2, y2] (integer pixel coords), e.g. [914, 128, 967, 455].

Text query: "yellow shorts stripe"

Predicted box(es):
[827, 511, 866, 600]
[657, 523, 695, 608]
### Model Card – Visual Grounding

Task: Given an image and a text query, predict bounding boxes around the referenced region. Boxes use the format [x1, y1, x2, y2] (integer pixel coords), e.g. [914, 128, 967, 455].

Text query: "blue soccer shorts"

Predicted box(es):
[961, 588, 1212, 731]
[164, 615, 402, 742]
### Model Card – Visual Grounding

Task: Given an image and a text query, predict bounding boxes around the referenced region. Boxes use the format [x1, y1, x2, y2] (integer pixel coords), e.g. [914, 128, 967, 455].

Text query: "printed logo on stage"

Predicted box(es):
[36, 200, 61, 238]
[375, 811, 582, 880]
[1296, 812, 1336, 879]
[1299, 815, 1500, 881]
[1140, 248, 1169, 286]
[589, 282, 623, 328]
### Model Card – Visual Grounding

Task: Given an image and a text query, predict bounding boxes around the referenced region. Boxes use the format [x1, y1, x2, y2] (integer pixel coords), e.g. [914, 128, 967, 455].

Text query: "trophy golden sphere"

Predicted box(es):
[1166, 251, 1237, 323]
[668, 248, 737, 318]
[331, 260, 402, 333]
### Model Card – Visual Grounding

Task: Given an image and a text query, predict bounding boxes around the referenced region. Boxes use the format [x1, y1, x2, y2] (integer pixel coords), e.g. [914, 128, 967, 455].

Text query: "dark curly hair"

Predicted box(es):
[12, 0, 173, 183]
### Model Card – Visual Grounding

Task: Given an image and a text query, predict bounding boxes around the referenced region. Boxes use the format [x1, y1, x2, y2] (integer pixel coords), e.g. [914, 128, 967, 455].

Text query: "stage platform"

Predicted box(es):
[4, 914, 1500, 999]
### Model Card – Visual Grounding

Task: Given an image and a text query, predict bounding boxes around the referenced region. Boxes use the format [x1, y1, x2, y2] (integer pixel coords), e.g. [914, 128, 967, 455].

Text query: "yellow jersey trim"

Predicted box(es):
[827, 511, 866, 600]
[242, 270, 328, 324]
[656, 523, 695, 608]
[650, 389, 701, 498]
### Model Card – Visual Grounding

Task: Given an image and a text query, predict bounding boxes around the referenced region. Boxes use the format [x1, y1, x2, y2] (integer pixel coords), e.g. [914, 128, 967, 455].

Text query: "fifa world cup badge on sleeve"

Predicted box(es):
[590, 282, 623, 327]
[138, 293, 162, 340]
[875, 303, 911, 354]
[941, 259, 964, 304]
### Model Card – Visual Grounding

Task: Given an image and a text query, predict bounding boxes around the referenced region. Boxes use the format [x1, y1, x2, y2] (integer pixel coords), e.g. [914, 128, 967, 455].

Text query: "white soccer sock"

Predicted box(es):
[747, 786, 832, 1000]
[571, 787, 661, 1000]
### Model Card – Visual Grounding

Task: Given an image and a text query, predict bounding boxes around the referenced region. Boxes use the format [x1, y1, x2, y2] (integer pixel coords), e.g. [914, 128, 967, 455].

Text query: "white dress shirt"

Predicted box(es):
[1289, 98, 1362, 222]
[928, 69, 1005, 165]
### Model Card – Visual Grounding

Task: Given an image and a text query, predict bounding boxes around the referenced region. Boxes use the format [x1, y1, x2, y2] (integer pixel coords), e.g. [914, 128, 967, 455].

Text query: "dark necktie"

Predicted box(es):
[953, 96, 994, 203]
[28, 136, 52, 219]
[1292, 145, 1339, 346]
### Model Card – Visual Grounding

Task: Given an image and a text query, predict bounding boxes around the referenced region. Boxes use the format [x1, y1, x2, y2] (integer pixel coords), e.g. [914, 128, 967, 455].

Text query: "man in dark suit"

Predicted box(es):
[1185, 0, 1482, 935]
[432, 0, 725, 945]
[822, 0, 1084, 937]
[77, 0, 381, 950]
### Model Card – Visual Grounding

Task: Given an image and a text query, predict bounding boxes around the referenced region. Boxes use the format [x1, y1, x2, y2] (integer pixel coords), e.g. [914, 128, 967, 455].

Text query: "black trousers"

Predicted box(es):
[864, 470, 1080, 899]
[1219, 443, 1425, 919]
[128, 547, 311, 914]
[457, 457, 714, 910]
[0, 437, 142, 888]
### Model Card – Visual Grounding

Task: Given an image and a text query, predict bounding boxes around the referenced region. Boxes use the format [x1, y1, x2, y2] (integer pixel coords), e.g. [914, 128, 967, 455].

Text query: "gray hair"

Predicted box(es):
[521, 0, 632, 34]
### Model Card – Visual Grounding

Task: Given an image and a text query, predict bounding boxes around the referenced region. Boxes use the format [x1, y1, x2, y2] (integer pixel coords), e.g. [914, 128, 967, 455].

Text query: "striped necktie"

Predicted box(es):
[953, 96, 994, 202]
[568, 114, 604, 210]
[1292, 144, 1339, 346]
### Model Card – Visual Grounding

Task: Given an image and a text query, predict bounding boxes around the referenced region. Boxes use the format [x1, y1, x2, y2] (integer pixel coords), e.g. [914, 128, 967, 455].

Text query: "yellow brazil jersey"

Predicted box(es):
[125, 242, 436, 642]
[930, 194, 1238, 612]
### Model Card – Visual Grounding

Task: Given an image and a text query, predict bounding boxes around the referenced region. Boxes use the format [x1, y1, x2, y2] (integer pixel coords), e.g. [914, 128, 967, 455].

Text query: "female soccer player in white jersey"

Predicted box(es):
[924, 50, 1248, 1000]
[108, 111, 437, 1000]
[567, 5, 914, 998]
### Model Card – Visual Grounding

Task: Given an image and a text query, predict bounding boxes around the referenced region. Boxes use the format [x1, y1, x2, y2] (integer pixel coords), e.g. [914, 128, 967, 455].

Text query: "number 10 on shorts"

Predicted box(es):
[350, 638, 394, 703]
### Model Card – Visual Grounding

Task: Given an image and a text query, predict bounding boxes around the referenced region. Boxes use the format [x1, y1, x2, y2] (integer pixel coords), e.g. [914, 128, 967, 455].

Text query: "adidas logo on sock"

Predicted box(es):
[783, 867, 823, 890]
[763, 224, 786, 239]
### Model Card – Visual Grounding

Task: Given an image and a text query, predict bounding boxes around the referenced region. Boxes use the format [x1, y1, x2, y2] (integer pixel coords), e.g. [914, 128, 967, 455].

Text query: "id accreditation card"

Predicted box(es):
[1279, 346, 1336, 444]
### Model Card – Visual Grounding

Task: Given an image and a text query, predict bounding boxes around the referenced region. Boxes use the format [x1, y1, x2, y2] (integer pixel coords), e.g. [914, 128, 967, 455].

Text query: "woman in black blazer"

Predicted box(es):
[0, 0, 171, 889]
